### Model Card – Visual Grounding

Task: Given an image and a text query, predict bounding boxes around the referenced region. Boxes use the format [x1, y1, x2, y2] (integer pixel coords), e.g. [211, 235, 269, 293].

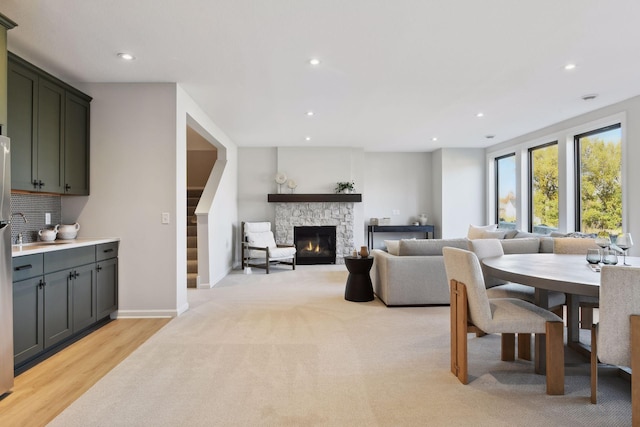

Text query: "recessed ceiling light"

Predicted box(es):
[309, 58, 321, 66]
[117, 52, 135, 61]
[305, 136, 311, 141]
[476, 112, 484, 118]
[306, 111, 314, 117]
[432, 137, 438, 142]
[582, 94, 598, 101]
[564, 63, 576, 70]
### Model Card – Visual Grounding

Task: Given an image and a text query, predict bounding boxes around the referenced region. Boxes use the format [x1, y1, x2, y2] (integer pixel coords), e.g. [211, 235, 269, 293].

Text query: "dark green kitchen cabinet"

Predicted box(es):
[13, 276, 45, 366]
[64, 92, 90, 195]
[42, 269, 73, 348]
[7, 52, 91, 194]
[13, 243, 117, 370]
[7, 60, 38, 191]
[70, 263, 97, 331]
[36, 77, 65, 194]
[96, 257, 118, 321]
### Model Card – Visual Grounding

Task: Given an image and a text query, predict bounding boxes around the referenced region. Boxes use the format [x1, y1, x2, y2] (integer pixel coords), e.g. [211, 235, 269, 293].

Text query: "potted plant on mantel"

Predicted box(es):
[335, 181, 355, 194]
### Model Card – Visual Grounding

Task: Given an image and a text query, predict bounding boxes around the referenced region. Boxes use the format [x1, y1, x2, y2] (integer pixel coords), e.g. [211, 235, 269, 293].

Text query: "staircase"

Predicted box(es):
[187, 188, 203, 288]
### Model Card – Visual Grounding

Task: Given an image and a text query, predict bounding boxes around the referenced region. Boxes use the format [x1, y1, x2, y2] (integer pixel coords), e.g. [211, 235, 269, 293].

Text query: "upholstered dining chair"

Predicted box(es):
[241, 222, 296, 273]
[553, 237, 600, 329]
[443, 247, 565, 395]
[468, 238, 566, 360]
[591, 266, 640, 424]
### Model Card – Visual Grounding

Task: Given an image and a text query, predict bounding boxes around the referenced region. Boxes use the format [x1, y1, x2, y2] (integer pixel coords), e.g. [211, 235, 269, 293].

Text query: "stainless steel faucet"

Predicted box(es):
[11, 212, 28, 223]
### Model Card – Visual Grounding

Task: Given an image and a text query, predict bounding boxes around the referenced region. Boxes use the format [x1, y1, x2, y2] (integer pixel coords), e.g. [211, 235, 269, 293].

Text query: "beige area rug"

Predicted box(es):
[49, 265, 631, 426]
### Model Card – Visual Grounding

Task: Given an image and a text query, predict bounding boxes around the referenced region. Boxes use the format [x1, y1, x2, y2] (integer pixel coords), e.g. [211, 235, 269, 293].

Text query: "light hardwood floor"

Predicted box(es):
[0, 318, 171, 427]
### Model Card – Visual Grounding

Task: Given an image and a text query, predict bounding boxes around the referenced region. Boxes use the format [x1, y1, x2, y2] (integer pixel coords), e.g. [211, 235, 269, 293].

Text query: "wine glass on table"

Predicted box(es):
[595, 232, 612, 262]
[616, 233, 634, 266]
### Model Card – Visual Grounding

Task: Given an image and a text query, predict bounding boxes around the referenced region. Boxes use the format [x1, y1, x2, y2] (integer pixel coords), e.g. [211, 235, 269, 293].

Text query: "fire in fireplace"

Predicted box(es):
[294, 226, 337, 265]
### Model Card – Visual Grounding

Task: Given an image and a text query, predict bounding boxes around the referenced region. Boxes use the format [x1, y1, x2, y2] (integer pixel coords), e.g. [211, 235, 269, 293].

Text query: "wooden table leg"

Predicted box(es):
[534, 288, 549, 374]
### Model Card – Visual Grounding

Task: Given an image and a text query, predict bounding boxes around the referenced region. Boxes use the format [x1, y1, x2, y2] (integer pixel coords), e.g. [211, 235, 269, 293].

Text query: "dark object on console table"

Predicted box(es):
[367, 224, 434, 249]
[344, 256, 374, 302]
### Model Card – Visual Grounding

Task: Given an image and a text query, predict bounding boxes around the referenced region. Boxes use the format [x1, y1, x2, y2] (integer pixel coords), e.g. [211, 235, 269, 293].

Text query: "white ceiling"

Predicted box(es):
[3, 1, 640, 152]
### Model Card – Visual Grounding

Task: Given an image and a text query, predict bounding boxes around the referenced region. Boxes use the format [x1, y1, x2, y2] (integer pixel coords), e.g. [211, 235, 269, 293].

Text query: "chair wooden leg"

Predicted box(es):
[631, 316, 640, 426]
[581, 307, 594, 330]
[501, 334, 515, 361]
[591, 323, 598, 404]
[545, 321, 564, 395]
[450, 281, 458, 378]
[518, 333, 532, 361]
[450, 280, 469, 384]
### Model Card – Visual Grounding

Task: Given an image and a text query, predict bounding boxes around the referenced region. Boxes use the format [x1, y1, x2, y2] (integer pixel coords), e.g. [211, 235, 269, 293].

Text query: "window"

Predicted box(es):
[529, 142, 558, 235]
[495, 154, 517, 229]
[575, 124, 622, 235]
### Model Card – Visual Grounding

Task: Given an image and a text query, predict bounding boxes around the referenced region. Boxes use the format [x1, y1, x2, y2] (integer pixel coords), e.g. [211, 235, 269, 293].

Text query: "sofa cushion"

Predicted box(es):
[384, 240, 400, 256]
[500, 237, 541, 254]
[473, 229, 507, 239]
[398, 238, 469, 256]
[467, 224, 497, 239]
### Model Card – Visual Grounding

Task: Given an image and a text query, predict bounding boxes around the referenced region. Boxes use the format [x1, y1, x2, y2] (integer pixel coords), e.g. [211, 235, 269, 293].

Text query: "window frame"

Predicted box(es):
[573, 123, 622, 233]
[528, 141, 559, 234]
[494, 152, 517, 225]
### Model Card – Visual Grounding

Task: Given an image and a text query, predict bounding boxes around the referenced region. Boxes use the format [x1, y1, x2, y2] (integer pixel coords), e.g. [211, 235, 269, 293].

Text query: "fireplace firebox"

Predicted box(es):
[294, 226, 337, 265]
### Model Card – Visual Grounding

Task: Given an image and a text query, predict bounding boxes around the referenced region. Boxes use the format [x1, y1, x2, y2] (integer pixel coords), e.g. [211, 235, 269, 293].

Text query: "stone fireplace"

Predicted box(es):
[272, 197, 358, 264]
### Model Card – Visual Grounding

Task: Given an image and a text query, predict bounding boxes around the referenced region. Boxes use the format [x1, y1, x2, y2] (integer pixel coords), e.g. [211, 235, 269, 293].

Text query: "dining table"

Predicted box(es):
[482, 253, 640, 374]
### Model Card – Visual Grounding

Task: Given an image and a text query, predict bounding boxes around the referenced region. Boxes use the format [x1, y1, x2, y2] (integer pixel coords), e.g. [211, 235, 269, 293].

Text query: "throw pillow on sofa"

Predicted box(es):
[467, 224, 497, 239]
[398, 238, 469, 256]
[384, 240, 400, 255]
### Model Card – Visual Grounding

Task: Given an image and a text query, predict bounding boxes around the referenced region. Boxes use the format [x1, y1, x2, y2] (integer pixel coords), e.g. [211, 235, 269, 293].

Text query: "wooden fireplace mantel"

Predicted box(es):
[267, 193, 362, 203]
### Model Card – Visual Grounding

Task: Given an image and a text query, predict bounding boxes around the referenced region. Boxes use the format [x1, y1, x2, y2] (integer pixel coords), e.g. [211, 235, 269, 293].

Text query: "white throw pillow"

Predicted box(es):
[467, 224, 498, 240]
[384, 240, 400, 255]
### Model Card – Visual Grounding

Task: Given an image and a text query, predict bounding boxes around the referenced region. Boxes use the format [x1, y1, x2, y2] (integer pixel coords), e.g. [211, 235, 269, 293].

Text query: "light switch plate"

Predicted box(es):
[161, 212, 170, 224]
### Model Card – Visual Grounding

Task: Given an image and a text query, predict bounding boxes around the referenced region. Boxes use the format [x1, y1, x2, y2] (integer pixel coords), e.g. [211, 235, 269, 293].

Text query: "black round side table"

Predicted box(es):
[344, 256, 374, 302]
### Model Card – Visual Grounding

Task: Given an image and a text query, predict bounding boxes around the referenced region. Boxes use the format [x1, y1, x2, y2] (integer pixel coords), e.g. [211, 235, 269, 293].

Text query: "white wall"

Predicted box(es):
[437, 148, 486, 238]
[487, 94, 640, 255]
[363, 152, 432, 248]
[238, 147, 277, 224]
[62, 83, 183, 317]
[431, 150, 443, 238]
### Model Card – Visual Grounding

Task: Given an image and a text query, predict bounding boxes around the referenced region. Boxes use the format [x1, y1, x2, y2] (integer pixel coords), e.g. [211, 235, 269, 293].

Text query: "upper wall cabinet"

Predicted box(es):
[7, 53, 91, 195]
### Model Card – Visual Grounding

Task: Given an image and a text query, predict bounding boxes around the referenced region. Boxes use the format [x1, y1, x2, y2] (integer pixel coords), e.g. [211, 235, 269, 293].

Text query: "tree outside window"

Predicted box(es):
[496, 154, 517, 228]
[529, 142, 558, 235]
[576, 124, 622, 235]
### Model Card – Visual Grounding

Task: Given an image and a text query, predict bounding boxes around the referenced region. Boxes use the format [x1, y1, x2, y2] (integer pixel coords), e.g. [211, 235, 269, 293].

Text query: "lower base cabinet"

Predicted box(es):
[96, 257, 117, 320]
[13, 277, 44, 365]
[12, 242, 118, 369]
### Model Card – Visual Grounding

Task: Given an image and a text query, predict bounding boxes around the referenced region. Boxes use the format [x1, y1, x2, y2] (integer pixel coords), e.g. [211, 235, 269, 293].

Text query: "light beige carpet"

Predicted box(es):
[49, 265, 631, 426]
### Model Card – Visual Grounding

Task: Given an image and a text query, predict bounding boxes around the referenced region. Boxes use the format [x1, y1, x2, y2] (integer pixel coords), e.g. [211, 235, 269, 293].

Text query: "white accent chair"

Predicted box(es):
[468, 238, 566, 360]
[553, 237, 601, 329]
[591, 266, 640, 424]
[443, 247, 565, 395]
[241, 222, 296, 274]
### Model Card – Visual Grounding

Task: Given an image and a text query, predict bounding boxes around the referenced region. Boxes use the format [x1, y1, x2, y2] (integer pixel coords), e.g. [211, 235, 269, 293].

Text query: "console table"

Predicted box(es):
[367, 224, 435, 250]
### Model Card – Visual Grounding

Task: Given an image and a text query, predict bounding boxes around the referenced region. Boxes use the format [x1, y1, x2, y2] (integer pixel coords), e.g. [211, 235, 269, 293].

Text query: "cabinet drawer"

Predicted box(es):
[12, 254, 44, 282]
[96, 242, 118, 261]
[44, 246, 96, 273]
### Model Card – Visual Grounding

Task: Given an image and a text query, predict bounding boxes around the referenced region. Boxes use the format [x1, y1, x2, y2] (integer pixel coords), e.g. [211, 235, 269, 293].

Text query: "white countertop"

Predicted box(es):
[12, 238, 120, 257]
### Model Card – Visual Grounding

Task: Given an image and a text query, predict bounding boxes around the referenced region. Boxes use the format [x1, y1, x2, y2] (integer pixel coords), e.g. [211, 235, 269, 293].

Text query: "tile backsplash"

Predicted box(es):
[10, 193, 62, 244]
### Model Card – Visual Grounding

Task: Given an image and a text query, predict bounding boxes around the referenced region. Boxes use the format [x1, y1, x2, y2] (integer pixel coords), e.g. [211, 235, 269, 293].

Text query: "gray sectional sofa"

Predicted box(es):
[371, 235, 555, 306]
